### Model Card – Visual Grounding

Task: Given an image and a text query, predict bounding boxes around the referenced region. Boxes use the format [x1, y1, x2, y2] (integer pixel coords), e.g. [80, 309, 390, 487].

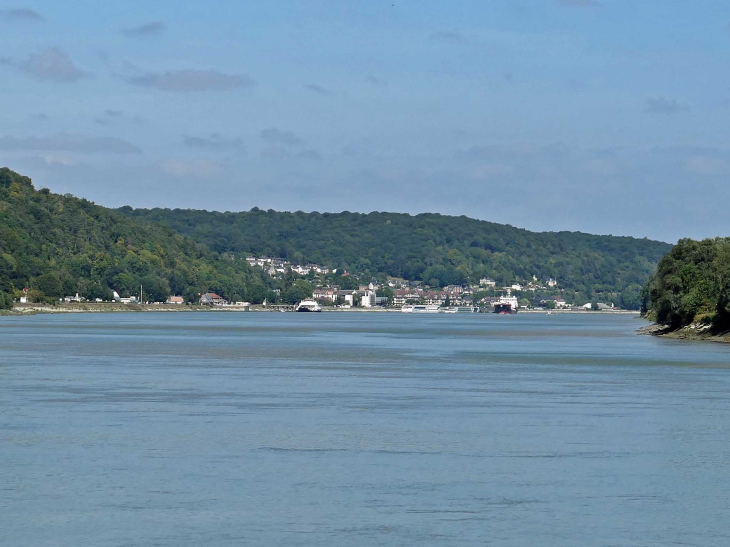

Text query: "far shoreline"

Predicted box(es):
[3, 302, 641, 317]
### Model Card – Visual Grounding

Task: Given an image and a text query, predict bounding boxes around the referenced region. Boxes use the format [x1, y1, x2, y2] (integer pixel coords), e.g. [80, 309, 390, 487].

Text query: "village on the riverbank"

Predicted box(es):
[8, 254, 629, 315]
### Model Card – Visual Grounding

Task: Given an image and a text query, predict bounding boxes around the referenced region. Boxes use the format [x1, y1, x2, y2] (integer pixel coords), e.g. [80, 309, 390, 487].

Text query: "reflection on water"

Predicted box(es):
[2, 312, 730, 546]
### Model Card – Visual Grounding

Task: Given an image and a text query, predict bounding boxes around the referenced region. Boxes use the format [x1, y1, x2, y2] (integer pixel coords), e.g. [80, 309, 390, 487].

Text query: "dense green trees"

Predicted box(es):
[281, 279, 315, 304]
[0, 168, 270, 304]
[120, 205, 672, 308]
[645, 238, 730, 329]
[0, 167, 677, 310]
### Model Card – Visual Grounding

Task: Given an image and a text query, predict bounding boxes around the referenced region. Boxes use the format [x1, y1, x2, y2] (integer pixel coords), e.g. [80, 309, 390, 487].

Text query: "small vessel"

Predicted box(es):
[401, 305, 414, 313]
[296, 299, 322, 312]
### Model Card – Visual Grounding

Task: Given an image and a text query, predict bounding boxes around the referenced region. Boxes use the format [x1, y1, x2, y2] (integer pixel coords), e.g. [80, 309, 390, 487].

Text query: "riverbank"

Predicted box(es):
[638, 322, 730, 343]
[4, 303, 641, 316]
[2, 303, 397, 315]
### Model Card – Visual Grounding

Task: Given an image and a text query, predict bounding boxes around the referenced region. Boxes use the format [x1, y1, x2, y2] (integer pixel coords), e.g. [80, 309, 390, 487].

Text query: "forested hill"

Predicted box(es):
[0, 168, 266, 306]
[120, 206, 672, 305]
[0, 166, 674, 310]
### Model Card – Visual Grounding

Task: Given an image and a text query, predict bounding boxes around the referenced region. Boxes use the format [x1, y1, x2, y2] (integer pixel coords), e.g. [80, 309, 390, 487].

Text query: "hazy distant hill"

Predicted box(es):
[0, 168, 263, 306]
[119, 206, 673, 308]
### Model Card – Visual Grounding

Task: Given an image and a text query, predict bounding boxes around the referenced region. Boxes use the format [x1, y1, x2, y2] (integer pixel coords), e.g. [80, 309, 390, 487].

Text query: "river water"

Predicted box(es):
[2, 312, 730, 546]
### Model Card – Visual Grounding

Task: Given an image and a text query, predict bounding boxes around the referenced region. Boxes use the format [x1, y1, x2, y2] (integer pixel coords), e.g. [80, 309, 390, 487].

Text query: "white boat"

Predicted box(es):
[443, 306, 478, 313]
[401, 305, 414, 313]
[296, 299, 322, 312]
[412, 304, 440, 314]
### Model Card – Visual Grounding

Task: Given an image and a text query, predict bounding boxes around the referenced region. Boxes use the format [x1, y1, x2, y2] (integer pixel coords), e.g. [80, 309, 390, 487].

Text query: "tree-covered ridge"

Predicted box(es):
[645, 238, 730, 330]
[120, 206, 672, 307]
[0, 167, 267, 306]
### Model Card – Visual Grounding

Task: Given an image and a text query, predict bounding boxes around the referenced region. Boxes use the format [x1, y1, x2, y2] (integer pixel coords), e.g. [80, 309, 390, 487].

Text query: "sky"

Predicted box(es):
[1, 0, 729, 243]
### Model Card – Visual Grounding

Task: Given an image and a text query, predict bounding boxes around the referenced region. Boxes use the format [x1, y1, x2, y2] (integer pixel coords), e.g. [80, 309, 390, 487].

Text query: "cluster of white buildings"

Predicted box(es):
[245, 256, 331, 277]
[313, 284, 381, 308]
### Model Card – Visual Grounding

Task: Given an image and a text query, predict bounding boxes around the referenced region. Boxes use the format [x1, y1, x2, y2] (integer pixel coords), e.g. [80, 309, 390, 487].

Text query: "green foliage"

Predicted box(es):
[0, 167, 268, 304]
[646, 238, 730, 329]
[36, 272, 62, 298]
[378, 285, 394, 306]
[0, 167, 675, 312]
[281, 279, 314, 304]
[120, 205, 672, 304]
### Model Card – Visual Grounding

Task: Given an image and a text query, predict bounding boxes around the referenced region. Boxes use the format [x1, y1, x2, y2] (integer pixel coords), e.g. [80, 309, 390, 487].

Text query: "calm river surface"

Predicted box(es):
[2, 312, 730, 546]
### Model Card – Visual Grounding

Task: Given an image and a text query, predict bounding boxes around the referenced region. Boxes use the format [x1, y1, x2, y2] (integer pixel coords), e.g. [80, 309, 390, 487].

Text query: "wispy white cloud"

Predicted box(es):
[686, 156, 726, 175]
[121, 21, 166, 37]
[303, 83, 329, 96]
[0, 133, 142, 154]
[0, 8, 44, 21]
[429, 30, 465, 43]
[644, 96, 690, 114]
[127, 69, 254, 92]
[559, 0, 601, 7]
[261, 128, 302, 146]
[183, 134, 245, 151]
[3, 48, 86, 82]
[159, 158, 222, 178]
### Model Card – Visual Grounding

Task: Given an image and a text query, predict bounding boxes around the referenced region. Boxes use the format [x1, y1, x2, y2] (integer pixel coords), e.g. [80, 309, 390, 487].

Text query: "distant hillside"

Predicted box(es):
[119, 206, 673, 308]
[645, 237, 730, 330]
[0, 168, 266, 307]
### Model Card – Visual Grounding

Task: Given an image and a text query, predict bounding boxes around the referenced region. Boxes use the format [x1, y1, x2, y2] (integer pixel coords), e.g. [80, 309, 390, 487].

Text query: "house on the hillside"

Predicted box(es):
[167, 296, 184, 304]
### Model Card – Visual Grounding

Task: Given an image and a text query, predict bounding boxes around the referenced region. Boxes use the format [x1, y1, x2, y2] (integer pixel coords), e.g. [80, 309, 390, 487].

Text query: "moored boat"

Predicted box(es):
[296, 299, 322, 312]
[412, 304, 440, 313]
[494, 292, 518, 315]
[493, 302, 517, 314]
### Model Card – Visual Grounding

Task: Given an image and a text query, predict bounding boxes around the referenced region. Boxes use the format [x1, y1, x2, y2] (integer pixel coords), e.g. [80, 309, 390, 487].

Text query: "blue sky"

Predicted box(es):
[1, 0, 729, 242]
